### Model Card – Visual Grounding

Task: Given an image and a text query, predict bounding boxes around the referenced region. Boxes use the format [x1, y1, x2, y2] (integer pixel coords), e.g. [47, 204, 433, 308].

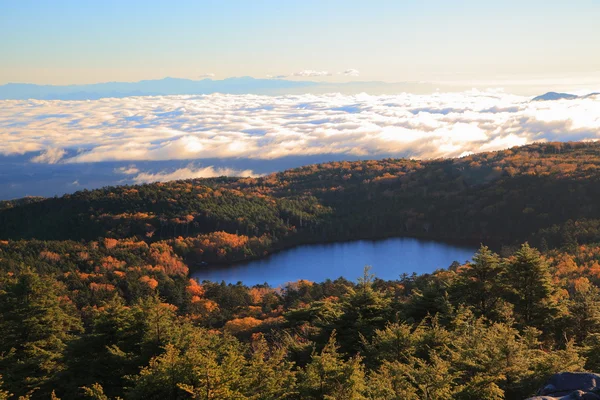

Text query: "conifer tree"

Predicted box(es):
[300, 332, 367, 400]
[504, 243, 555, 328]
[455, 245, 504, 319]
[0, 269, 82, 398]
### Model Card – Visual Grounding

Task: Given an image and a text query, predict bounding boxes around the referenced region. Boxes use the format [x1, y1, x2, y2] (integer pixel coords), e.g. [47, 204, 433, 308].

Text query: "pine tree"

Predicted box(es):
[58, 295, 145, 399]
[366, 361, 420, 400]
[455, 245, 504, 319]
[364, 322, 418, 366]
[0, 269, 82, 398]
[391, 353, 459, 400]
[243, 335, 297, 399]
[332, 267, 392, 354]
[300, 332, 367, 400]
[503, 243, 555, 328]
[566, 278, 600, 342]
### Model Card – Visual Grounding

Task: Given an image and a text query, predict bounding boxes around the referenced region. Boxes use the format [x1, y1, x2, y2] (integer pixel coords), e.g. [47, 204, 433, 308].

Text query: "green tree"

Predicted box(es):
[455, 245, 504, 319]
[243, 336, 297, 399]
[364, 322, 418, 366]
[366, 361, 420, 400]
[332, 267, 392, 353]
[0, 269, 82, 398]
[81, 383, 111, 399]
[299, 332, 366, 400]
[130, 329, 248, 400]
[567, 278, 600, 342]
[504, 243, 555, 328]
[392, 353, 459, 400]
[59, 295, 145, 398]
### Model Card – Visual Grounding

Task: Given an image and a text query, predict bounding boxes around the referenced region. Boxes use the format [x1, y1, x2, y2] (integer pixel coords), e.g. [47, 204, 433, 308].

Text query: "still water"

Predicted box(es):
[191, 237, 477, 287]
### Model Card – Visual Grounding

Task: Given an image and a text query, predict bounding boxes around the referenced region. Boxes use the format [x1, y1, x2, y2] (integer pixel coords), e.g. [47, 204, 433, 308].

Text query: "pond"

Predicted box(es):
[191, 237, 477, 287]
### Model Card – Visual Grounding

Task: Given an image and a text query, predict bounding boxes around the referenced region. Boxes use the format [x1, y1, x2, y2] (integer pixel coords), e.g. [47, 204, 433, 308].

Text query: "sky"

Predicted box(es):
[1, 0, 600, 86]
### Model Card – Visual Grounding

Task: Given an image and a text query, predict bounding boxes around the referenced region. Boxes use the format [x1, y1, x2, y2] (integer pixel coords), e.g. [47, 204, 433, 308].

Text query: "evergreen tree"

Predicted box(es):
[58, 295, 145, 398]
[567, 278, 600, 342]
[366, 361, 420, 400]
[390, 353, 459, 400]
[0, 269, 82, 398]
[455, 245, 504, 319]
[243, 335, 297, 399]
[365, 322, 418, 366]
[299, 332, 367, 400]
[332, 267, 392, 353]
[503, 243, 555, 328]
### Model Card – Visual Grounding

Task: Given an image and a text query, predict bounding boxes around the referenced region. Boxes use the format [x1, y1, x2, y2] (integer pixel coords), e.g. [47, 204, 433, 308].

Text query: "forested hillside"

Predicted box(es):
[3, 142, 600, 399]
[3, 239, 600, 399]
[1, 141, 600, 262]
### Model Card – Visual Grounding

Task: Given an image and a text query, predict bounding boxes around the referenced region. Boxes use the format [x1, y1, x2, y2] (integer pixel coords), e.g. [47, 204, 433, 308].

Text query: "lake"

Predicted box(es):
[191, 237, 477, 286]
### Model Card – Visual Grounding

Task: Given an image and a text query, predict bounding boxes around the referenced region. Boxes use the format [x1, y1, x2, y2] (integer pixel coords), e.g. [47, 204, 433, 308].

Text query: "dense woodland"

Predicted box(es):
[2, 141, 600, 260]
[3, 142, 600, 398]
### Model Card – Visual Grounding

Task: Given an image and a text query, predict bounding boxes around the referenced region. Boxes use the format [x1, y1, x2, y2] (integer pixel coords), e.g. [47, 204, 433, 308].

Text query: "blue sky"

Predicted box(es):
[1, 0, 599, 85]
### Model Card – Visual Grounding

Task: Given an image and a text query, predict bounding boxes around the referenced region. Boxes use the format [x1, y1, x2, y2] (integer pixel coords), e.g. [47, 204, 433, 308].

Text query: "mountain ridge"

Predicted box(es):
[531, 91, 600, 101]
[2, 141, 600, 263]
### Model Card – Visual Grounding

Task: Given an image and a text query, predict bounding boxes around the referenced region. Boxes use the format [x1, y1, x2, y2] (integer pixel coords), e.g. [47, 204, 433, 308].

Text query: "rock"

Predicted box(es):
[526, 372, 600, 400]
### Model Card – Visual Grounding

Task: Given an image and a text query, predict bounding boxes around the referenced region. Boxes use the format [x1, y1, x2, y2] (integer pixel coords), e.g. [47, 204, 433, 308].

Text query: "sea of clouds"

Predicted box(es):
[0, 90, 599, 186]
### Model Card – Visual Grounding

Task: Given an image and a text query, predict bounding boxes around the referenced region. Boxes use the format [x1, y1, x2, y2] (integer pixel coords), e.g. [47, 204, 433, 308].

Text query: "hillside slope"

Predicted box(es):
[1, 141, 600, 258]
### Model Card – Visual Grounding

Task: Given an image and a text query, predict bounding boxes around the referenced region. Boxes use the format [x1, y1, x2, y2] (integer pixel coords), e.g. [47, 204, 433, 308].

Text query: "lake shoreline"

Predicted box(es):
[188, 232, 484, 274]
[190, 236, 478, 286]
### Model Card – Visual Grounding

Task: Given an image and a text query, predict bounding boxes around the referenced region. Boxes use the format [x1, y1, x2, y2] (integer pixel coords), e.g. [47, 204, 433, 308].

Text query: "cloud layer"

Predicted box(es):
[293, 70, 332, 77]
[115, 164, 257, 183]
[1, 91, 599, 166]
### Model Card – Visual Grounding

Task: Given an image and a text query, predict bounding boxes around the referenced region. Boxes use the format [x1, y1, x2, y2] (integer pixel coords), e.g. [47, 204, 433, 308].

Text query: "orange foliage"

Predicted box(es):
[149, 242, 188, 275]
[248, 287, 272, 304]
[104, 238, 118, 249]
[39, 250, 61, 263]
[223, 317, 262, 334]
[187, 279, 204, 297]
[89, 282, 116, 292]
[139, 276, 159, 290]
[100, 256, 126, 270]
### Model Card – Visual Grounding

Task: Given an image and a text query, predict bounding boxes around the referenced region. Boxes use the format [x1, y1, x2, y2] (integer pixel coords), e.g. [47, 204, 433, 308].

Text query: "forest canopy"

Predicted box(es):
[2, 142, 600, 399]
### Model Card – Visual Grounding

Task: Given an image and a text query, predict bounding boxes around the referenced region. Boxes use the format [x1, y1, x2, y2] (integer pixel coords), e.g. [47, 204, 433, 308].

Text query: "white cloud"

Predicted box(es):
[198, 73, 215, 78]
[131, 165, 258, 184]
[293, 70, 332, 77]
[30, 148, 66, 164]
[0, 91, 599, 164]
[114, 165, 140, 175]
[341, 69, 360, 77]
[267, 74, 289, 79]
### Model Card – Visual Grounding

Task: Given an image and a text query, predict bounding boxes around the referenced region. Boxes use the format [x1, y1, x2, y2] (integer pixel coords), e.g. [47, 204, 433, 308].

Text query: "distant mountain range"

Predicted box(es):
[532, 91, 600, 101]
[0, 77, 441, 100]
[0, 77, 318, 100]
[2, 78, 598, 101]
